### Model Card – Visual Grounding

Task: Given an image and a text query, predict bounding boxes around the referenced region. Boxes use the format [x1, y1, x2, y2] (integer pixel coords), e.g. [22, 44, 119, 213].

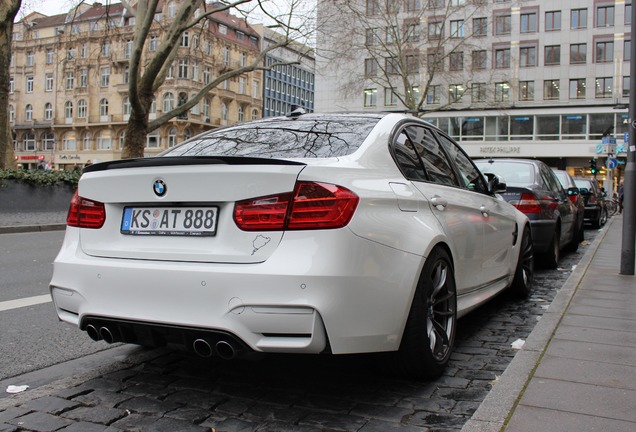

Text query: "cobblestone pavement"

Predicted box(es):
[0, 229, 600, 432]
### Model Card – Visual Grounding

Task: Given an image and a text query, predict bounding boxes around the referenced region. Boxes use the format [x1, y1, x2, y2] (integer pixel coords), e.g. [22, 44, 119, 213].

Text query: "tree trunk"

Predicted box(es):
[122, 111, 150, 159]
[0, 0, 21, 169]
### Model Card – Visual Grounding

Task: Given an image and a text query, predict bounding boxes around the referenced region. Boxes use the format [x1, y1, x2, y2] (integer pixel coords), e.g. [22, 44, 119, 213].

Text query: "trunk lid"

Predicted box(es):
[77, 158, 305, 263]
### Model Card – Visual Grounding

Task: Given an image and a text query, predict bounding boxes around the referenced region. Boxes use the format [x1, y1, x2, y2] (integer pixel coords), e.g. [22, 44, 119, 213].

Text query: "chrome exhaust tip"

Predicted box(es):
[215, 340, 236, 360]
[86, 324, 101, 341]
[193, 338, 213, 358]
[100, 327, 115, 344]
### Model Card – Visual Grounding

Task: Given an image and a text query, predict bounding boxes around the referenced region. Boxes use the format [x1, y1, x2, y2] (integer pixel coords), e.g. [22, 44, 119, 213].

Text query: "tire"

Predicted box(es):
[393, 248, 457, 379]
[600, 208, 608, 226]
[567, 221, 580, 252]
[510, 227, 534, 298]
[543, 228, 560, 269]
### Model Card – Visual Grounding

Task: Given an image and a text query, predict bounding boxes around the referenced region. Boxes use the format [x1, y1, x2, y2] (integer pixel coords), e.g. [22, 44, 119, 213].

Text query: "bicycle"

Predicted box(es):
[604, 198, 618, 217]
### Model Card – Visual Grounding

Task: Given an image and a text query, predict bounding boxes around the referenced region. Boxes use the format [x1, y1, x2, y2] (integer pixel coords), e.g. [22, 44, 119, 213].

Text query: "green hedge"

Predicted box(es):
[0, 169, 81, 187]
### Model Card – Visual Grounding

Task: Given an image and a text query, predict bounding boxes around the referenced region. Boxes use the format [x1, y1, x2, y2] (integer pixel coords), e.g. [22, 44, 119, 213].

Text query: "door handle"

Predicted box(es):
[431, 196, 448, 210]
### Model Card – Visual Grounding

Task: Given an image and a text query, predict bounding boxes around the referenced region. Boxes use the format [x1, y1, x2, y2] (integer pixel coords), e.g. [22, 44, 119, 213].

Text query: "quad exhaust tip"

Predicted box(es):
[192, 338, 238, 360]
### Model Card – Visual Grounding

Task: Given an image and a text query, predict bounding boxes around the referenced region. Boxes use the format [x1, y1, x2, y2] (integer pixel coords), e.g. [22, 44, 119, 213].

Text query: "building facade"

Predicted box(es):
[254, 25, 316, 117]
[10, 1, 263, 169]
[315, 0, 631, 194]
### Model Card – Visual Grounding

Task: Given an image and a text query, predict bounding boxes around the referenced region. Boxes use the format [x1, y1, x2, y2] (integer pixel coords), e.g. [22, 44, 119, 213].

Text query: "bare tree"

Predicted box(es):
[0, 0, 22, 169]
[121, 0, 313, 158]
[317, 0, 495, 116]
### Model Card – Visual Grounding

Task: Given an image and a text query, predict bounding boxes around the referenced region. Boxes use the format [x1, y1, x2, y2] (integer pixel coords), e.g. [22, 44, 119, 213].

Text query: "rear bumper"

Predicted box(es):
[50, 227, 422, 356]
[583, 206, 601, 224]
[528, 219, 556, 253]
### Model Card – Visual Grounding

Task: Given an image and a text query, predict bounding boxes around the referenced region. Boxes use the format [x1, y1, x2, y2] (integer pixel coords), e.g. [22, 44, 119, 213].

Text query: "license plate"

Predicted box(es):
[121, 206, 218, 236]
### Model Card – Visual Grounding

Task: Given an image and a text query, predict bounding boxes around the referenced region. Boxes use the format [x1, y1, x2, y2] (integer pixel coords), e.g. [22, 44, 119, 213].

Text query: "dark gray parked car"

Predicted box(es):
[573, 177, 608, 228]
[475, 158, 578, 269]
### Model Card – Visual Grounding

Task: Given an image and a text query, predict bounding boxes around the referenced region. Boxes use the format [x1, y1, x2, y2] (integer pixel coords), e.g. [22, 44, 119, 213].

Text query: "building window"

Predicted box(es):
[545, 45, 561, 65]
[384, 88, 397, 106]
[99, 99, 109, 117]
[25, 104, 33, 121]
[180, 31, 189, 47]
[9, 105, 13, 122]
[123, 97, 131, 116]
[178, 59, 188, 78]
[495, 13, 511, 35]
[63, 132, 76, 151]
[545, 11, 561, 31]
[405, 0, 420, 11]
[366, 0, 379, 15]
[9, 77, 13, 93]
[520, 12, 538, 33]
[223, 46, 230, 65]
[495, 48, 510, 68]
[625, 40, 631, 62]
[67, 47, 75, 60]
[44, 103, 53, 120]
[544, 79, 560, 100]
[385, 26, 397, 44]
[519, 81, 534, 101]
[45, 74, 54, 92]
[569, 79, 586, 99]
[83, 132, 91, 150]
[101, 42, 110, 57]
[77, 99, 87, 118]
[364, 58, 377, 77]
[426, 85, 440, 104]
[65, 101, 73, 119]
[595, 40, 614, 63]
[146, 130, 160, 148]
[450, 20, 464, 38]
[495, 82, 510, 102]
[448, 84, 464, 103]
[364, 88, 377, 107]
[24, 133, 35, 150]
[65, 71, 74, 90]
[46, 49, 54, 64]
[26, 76, 34, 93]
[203, 66, 211, 84]
[385, 57, 399, 74]
[100, 67, 110, 87]
[79, 68, 88, 87]
[149, 35, 158, 51]
[623, 76, 630, 97]
[80, 43, 88, 58]
[428, 20, 443, 38]
[406, 55, 419, 74]
[595, 77, 613, 98]
[570, 43, 587, 64]
[163, 93, 174, 112]
[472, 50, 487, 70]
[202, 98, 210, 118]
[125, 40, 132, 58]
[449, 52, 463, 71]
[221, 102, 228, 122]
[97, 131, 112, 150]
[472, 83, 486, 102]
[43, 133, 55, 151]
[167, 1, 176, 17]
[427, 52, 443, 72]
[238, 105, 245, 122]
[519, 46, 537, 67]
[473, 17, 487, 36]
[627, 4, 632, 25]
[365, 28, 380, 46]
[405, 24, 420, 42]
[596, 5, 615, 27]
[168, 128, 177, 147]
[571, 8, 588, 29]
[123, 66, 130, 84]
[26, 51, 34, 66]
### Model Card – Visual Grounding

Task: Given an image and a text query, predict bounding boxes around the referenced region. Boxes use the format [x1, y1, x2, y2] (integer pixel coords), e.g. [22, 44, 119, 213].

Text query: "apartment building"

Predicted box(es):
[10, 1, 263, 169]
[316, 0, 632, 193]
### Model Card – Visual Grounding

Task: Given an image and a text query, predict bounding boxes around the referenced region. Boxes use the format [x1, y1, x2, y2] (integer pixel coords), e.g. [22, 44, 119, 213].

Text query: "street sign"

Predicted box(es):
[606, 157, 618, 169]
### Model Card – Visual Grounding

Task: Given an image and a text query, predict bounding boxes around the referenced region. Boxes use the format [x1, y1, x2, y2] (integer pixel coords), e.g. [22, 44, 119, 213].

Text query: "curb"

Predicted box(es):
[0, 224, 66, 234]
[460, 218, 615, 432]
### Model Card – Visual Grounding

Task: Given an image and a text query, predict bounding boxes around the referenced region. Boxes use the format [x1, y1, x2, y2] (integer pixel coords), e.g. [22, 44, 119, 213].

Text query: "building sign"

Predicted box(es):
[479, 146, 521, 154]
[57, 154, 82, 160]
[19, 155, 45, 161]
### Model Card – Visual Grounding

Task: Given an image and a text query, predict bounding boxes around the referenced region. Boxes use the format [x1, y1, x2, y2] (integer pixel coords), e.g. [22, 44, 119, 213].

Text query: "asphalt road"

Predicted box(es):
[0, 231, 114, 381]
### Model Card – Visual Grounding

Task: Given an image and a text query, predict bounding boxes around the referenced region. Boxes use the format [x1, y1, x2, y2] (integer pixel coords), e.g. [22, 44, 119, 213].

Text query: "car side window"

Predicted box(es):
[392, 130, 428, 181]
[436, 133, 488, 194]
[404, 126, 458, 187]
[541, 166, 563, 195]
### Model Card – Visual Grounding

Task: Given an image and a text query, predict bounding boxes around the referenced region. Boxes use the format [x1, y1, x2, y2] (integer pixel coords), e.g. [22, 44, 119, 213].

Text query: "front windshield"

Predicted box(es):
[161, 116, 380, 159]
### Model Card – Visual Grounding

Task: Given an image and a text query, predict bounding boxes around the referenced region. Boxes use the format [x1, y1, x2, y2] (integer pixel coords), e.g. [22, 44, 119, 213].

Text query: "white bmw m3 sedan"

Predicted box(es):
[50, 112, 533, 378]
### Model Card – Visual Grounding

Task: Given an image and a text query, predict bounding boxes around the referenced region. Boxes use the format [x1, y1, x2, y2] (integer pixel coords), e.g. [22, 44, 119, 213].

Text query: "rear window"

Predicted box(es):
[161, 116, 380, 159]
[475, 161, 536, 186]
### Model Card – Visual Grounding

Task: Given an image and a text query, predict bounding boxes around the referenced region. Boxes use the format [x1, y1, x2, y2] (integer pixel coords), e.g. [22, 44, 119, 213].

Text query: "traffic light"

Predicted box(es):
[590, 159, 598, 175]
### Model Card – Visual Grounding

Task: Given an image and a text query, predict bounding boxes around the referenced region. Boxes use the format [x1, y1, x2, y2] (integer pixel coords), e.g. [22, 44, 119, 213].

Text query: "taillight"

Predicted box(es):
[511, 193, 543, 214]
[67, 190, 106, 229]
[234, 181, 359, 231]
[588, 194, 597, 204]
[568, 195, 578, 204]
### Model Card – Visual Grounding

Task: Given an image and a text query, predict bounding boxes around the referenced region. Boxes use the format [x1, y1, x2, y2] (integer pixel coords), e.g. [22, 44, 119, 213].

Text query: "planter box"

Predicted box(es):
[0, 180, 75, 213]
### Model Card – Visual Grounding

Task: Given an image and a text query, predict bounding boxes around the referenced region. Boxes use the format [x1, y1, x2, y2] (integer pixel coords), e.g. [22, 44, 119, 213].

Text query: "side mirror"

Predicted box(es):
[567, 187, 579, 197]
[484, 173, 507, 194]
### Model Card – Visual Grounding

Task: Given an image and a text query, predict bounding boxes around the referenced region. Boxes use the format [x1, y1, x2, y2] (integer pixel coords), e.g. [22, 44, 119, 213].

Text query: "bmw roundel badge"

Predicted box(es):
[153, 179, 167, 197]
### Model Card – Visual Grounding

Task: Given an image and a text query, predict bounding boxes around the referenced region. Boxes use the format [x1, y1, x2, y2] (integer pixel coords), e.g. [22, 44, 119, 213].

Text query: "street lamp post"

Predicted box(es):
[622, 1, 636, 275]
